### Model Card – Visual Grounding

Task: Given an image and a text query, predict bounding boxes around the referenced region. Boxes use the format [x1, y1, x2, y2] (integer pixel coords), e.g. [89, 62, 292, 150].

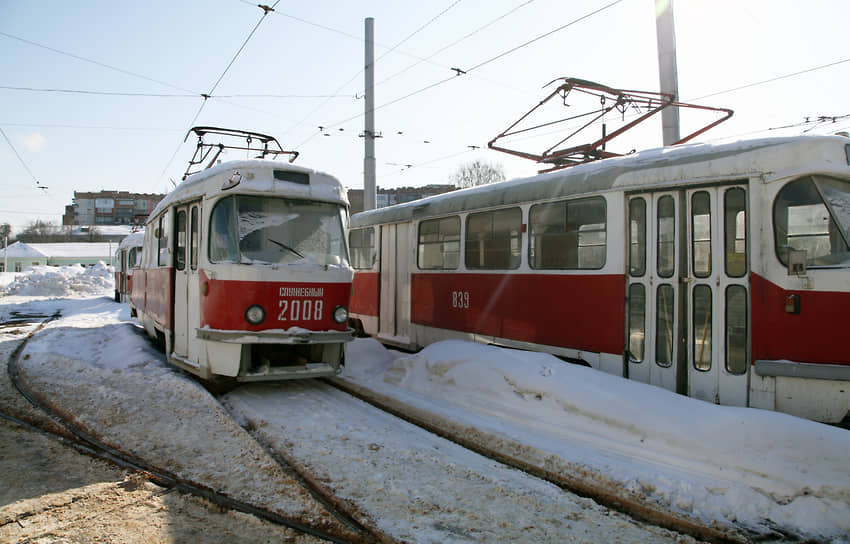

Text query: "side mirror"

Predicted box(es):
[787, 249, 807, 276]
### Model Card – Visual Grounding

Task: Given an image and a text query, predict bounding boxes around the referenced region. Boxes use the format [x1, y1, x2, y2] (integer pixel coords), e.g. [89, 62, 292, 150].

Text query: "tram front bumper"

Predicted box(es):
[196, 327, 354, 345]
[196, 327, 353, 381]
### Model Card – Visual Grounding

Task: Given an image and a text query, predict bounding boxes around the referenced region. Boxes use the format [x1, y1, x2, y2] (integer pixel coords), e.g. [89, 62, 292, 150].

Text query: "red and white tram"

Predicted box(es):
[114, 231, 144, 303]
[131, 128, 353, 381]
[349, 135, 850, 423]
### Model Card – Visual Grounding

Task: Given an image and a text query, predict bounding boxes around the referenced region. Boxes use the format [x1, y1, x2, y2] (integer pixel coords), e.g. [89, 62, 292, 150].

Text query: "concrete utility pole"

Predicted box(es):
[655, 0, 681, 146]
[363, 17, 377, 211]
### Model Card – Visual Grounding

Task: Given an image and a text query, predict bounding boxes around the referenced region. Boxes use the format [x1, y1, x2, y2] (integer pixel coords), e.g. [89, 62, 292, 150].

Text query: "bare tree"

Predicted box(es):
[18, 220, 62, 242]
[450, 159, 505, 188]
[0, 223, 11, 243]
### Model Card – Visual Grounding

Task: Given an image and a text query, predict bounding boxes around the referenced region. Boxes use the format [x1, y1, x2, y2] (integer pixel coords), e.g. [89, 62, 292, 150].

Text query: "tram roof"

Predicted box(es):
[351, 135, 850, 227]
[148, 159, 348, 224]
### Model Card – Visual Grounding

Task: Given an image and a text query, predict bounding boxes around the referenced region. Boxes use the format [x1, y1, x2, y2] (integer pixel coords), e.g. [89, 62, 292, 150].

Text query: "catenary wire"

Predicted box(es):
[0, 31, 197, 96]
[157, 0, 281, 182]
[0, 126, 41, 188]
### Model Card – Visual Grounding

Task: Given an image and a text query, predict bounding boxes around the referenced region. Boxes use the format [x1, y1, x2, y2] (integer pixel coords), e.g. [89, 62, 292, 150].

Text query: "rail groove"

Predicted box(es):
[3, 312, 374, 544]
[328, 376, 755, 544]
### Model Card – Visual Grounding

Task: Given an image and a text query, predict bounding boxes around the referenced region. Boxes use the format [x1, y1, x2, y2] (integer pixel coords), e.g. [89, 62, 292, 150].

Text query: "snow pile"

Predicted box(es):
[341, 339, 850, 542]
[2, 263, 113, 297]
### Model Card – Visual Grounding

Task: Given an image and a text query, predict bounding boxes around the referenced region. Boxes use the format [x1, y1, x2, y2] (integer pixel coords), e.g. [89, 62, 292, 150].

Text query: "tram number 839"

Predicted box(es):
[278, 299, 324, 321]
[452, 291, 470, 309]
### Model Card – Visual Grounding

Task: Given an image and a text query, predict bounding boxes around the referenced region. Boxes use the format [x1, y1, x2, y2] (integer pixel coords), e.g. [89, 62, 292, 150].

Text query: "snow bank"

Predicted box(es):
[342, 338, 850, 542]
[2, 263, 113, 297]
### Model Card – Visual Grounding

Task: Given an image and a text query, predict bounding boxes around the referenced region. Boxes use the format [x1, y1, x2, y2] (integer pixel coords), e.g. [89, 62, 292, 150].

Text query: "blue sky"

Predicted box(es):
[1, 0, 848, 233]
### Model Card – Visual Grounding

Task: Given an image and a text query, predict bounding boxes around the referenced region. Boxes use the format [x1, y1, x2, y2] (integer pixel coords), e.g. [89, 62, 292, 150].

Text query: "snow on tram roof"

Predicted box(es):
[352, 135, 850, 227]
[148, 159, 348, 224]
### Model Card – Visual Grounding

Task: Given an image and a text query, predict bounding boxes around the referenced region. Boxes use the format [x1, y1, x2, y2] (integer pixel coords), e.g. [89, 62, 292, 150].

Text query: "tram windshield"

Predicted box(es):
[209, 195, 349, 267]
[774, 175, 850, 267]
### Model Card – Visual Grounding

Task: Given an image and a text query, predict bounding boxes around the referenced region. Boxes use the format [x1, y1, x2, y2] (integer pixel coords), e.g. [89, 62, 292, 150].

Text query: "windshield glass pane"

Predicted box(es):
[813, 175, 850, 248]
[210, 195, 349, 267]
[774, 176, 850, 267]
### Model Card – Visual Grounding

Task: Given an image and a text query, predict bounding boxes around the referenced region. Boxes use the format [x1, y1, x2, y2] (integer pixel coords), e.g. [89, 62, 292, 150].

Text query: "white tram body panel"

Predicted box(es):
[349, 136, 850, 422]
[131, 159, 354, 381]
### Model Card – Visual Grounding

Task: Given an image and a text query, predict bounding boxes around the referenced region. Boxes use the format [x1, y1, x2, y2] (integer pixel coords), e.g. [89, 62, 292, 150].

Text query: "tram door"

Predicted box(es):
[627, 186, 749, 405]
[627, 192, 682, 393]
[686, 186, 749, 406]
[172, 203, 201, 359]
[378, 223, 411, 343]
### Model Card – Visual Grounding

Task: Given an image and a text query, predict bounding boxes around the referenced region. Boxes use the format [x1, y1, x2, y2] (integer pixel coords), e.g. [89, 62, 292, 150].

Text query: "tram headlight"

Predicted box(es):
[332, 305, 349, 324]
[244, 304, 266, 325]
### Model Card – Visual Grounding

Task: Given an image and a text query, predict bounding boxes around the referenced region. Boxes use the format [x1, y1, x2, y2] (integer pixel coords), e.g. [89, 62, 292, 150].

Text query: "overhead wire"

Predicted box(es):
[317, 0, 629, 133]
[157, 0, 281, 182]
[371, 0, 538, 91]
[0, 31, 197, 95]
[689, 57, 850, 102]
[0, 126, 43, 190]
[287, 0, 467, 150]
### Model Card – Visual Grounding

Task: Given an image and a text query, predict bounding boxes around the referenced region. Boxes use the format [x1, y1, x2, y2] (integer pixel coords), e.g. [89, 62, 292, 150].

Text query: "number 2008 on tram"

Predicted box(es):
[131, 136, 354, 382]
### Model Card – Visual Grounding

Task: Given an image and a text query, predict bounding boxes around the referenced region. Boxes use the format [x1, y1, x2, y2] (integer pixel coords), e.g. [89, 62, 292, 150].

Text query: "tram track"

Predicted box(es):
[2, 311, 381, 544]
[325, 376, 755, 544]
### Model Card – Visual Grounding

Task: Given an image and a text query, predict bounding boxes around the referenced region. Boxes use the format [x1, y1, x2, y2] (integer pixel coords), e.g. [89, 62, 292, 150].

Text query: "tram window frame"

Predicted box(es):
[692, 284, 712, 372]
[465, 207, 522, 270]
[190, 206, 199, 271]
[725, 284, 748, 375]
[418, 216, 461, 270]
[773, 176, 850, 268]
[629, 197, 647, 277]
[157, 214, 169, 267]
[349, 227, 376, 270]
[724, 188, 748, 277]
[627, 283, 646, 363]
[691, 191, 712, 278]
[208, 198, 239, 263]
[656, 195, 676, 278]
[529, 196, 607, 270]
[175, 209, 187, 271]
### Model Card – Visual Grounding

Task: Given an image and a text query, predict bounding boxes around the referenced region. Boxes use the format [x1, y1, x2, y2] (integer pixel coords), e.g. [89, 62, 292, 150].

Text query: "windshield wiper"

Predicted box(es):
[267, 238, 304, 259]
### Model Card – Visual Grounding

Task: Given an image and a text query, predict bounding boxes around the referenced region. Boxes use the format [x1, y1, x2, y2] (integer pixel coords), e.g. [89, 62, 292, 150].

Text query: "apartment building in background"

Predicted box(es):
[63, 191, 165, 226]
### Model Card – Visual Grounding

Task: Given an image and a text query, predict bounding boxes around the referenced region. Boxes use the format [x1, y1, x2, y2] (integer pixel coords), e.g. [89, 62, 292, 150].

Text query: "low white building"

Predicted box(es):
[0, 241, 115, 272]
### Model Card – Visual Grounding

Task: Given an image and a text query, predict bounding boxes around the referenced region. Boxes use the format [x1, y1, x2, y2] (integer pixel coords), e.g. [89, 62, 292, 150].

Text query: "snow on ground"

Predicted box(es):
[340, 338, 850, 542]
[2, 263, 113, 296]
[224, 380, 693, 543]
[2, 264, 849, 542]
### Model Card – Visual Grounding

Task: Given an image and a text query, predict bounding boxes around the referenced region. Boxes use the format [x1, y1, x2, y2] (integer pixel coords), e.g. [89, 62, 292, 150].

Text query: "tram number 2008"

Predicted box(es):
[278, 299, 323, 321]
[452, 291, 470, 309]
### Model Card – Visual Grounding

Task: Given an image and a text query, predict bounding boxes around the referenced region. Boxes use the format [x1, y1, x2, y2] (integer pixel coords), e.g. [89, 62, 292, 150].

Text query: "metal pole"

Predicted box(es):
[655, 0, 680, 146]
[363, 17, 377, 211]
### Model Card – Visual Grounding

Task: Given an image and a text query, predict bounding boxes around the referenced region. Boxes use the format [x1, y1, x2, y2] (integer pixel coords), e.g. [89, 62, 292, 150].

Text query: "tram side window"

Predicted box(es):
[190, 206, 199, 271]
[529, 197, 606, 269]
[157, 215, 169, 267]
[418, 216, 460, 269]
[774, 176, 850, 267]
[465, 207, 522, 269]
[175, 210, 187, 271]
[724, 188, 747, 277]
[209, 198, 239, 263]
[629, 198, 646, 277]
[349, 227, 376, 269]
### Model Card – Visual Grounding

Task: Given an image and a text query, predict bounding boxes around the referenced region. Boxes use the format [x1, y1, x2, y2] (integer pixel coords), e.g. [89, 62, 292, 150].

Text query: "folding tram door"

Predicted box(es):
[378, 223, 411, 344]
[172, 202, 201, 361]
[626, 184, 749, 406]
